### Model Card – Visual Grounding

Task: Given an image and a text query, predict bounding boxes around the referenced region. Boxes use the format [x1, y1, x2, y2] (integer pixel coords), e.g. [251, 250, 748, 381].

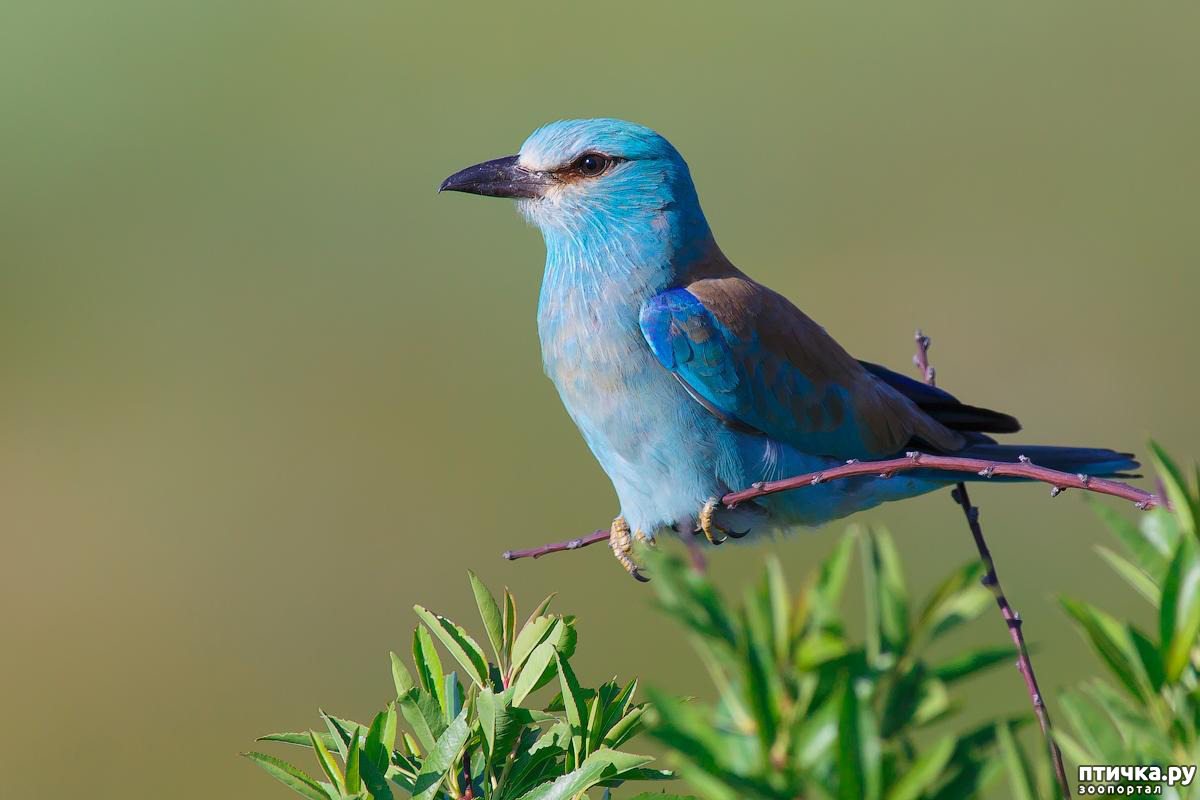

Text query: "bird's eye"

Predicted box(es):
[572, 153, 612, 177]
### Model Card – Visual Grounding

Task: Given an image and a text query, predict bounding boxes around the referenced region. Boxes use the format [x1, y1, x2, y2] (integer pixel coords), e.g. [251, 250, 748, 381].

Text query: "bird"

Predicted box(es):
[439, 118, 1137, 580]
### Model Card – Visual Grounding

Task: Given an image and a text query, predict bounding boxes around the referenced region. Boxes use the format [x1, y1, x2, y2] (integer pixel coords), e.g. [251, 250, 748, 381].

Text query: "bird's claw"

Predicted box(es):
[697, 497, 729, 545]
[609, 516, 650, 582]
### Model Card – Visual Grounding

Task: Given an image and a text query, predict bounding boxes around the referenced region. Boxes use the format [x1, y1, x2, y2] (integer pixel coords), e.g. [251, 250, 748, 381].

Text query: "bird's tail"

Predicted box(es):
[952, 442, 1139, 479]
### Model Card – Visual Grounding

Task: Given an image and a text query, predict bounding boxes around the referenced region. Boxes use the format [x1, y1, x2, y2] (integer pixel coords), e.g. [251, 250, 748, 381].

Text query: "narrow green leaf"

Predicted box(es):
[414, 604, 490, 688]
[512, 638, 559, 706]
[1095, 546, 1159, 604]
[391, 650, 415, 697]
[413, 625, 445, 711]
[765, 556, 791, 663]
[364, 709, 390, 773]
[397, 688, 444, 752]
[1091, 500, 1171, 581]
[812, 530, 856, 627]
[256, 731, 339, 750]
[1150, 442, 1197, 535]
[1059, 596, 1145, 698]
[1163, 537, 1200, 682]
[556, 651, 587, 758]
[1094, 501, 1166, 582]
[996, 721, 1036, 800]
[242, 752, 332, 800]
[602, 704, 644, 749]
[836, 680, 881, 800]
[344, 727, 361, 794]
[444, 671, 463, 722]
[308, 731, 344, 792]
[502, 587, 517, 667]
[411, 706, 471, 800]
[885, 735, 955, 800]
[933, 646, 1015, 684]
[511, 617, 556, 679]
[513, 748, 653, 800]
[469, 570, 506, 667]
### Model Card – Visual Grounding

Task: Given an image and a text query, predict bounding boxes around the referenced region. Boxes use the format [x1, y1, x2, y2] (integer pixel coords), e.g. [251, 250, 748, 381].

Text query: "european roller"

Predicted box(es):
[440, 118, 1137, 580]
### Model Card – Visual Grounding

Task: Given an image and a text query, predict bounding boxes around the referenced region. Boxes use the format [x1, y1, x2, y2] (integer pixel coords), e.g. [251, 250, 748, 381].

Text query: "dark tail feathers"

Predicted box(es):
[860, 360, 1138, 477]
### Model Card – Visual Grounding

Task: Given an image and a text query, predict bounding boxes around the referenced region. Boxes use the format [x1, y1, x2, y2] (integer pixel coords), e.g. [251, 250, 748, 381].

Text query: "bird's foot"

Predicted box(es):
[697, 497, 728, 545]
[695, 497, 750, 545]
[609, 515, 651, 582]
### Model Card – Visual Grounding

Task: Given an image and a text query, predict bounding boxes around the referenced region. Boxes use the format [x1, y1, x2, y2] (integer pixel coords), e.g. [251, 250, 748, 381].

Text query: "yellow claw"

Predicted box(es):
[697, 497, 728, 545]
[609, 516, 650, 582]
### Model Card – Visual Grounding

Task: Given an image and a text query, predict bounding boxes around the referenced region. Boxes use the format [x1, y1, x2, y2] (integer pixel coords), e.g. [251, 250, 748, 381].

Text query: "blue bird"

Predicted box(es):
[440, 119, 1137, 579]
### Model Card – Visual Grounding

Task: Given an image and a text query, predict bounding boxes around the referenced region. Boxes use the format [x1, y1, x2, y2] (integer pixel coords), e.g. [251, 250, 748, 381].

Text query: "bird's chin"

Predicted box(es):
[515, 196, 551, 227]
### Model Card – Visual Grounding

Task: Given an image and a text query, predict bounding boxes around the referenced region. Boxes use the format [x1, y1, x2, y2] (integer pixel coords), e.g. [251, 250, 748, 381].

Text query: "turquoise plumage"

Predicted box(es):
[440, 119, 1137, 577]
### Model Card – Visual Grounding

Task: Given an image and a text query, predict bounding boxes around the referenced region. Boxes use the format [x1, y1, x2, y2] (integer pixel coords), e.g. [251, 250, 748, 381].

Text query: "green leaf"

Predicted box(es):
[1059, 596, 1145, 699]
[469, 570, 506, 668]
[1058, 689, 1121, 764]
[1091, 500, 1171, 582]
[308, 731, 344, 792]
[860, 528, 909, 662]
[933, 646, 1015, 684]
[556, 651, 587, 758]
[397, 687, 445, 752]
[414, 604, 490, 688]
[836, 680, 881, 800]
[411, 706, 471, 800]
[256, 731, 339, 750]
[915, 560, 984, 622]
[390, 650, 415, 697]
[502, 588, 517, 665]
[996, 721, 1036, 800]
[413, 625, 445, 711]
[344, 727, 362, 794]
[321, 713, 351, 759]
[242, 752, 332, 800]
[885, 735, 955, 800]
[510, 616, 558, 680]
[1150, 442, 1197, 536]
[1095, 546, 1159, 604]
[513, 748, 653, 800]
[601, 704, 645, 750]
[811, 530, 857, 628]
[364, 707, 393, 774]
[512, 638, 558, 706]
[1161, 536, 1200, 682]
[765, 556, 791, 662]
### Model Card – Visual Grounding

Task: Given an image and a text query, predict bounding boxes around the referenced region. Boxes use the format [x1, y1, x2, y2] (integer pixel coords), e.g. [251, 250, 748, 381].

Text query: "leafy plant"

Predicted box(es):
[244, 572, 669, 799]
[641, 526, 1019, 800]
[1052, 445, 1200, 799]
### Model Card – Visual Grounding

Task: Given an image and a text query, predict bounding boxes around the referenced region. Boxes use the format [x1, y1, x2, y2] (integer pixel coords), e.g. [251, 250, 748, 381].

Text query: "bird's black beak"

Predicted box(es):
[438, 155, 549, 199]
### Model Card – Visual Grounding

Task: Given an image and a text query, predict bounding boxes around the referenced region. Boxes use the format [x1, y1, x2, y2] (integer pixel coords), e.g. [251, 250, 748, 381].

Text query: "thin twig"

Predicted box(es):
[721, 454, 1159, 510]
[915, 330, 1070, 799]
[502, 529, 608, 561]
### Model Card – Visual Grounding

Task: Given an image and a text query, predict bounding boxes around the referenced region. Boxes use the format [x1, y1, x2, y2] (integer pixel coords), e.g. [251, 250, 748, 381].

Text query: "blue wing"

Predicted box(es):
[639, 280, 964, 459]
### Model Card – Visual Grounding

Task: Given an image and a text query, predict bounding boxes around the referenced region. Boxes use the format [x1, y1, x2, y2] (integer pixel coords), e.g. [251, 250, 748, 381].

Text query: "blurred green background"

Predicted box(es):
[2, 1, 1197, 797]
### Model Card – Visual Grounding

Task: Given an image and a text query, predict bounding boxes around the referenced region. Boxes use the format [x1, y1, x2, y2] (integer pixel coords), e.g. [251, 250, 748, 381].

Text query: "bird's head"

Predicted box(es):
[440, 119, 712, 260]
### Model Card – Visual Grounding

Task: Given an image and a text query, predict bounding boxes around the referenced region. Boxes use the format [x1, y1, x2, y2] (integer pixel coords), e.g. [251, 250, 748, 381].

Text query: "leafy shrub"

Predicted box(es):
[245, 448, 1200, 800]
[641, 527, 1019, 800]
[244, 572, 669, 799]
[1049, 446, 1200, 799]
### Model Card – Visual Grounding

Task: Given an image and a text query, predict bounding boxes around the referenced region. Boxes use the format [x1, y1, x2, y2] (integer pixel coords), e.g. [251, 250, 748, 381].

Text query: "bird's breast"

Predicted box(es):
[537, 273, 694, 462]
